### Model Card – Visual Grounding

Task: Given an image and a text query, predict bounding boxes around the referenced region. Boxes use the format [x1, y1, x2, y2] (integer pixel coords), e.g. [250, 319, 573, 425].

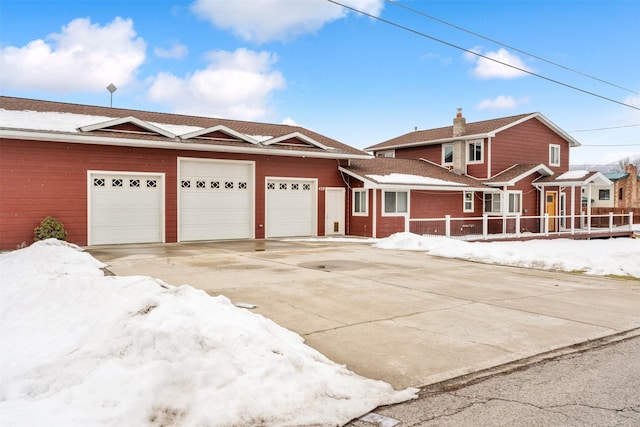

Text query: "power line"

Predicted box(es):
[569, 124, 640, 132]
[580, 143, 640, 146]
[326, 0, 640, 112]
[386, 0, 639, 95]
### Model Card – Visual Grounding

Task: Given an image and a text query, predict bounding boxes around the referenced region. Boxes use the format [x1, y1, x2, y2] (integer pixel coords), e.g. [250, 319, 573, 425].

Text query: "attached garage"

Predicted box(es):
[266, 178, 317, 238]
[178, 158, 254, 241]
[88, 171, 164, 245]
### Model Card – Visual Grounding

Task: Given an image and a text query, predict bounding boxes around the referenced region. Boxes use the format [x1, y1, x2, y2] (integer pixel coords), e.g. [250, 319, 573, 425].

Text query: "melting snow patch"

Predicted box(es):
[0, 239, 417, 426]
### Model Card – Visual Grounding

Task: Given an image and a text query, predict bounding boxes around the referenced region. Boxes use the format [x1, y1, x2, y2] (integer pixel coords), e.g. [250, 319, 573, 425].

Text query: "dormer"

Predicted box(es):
[261, 132, 330, 150]
[78, 116, 176, 138]
[180, 125, 259, 144]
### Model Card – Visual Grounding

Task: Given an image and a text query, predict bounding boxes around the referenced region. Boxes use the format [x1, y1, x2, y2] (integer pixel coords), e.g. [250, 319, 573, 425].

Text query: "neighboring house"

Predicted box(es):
[0, 96, 370, 250]
[586, 164, 640, 209]
[355, 109, 611, 237]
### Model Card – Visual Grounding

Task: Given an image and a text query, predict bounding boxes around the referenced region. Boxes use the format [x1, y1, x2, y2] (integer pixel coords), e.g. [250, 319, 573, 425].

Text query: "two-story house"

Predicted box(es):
[340, 109, 610, 237]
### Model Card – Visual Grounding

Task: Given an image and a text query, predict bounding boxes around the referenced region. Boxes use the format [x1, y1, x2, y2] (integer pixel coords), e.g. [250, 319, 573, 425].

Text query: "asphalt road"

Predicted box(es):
[350, 334, 640, 427]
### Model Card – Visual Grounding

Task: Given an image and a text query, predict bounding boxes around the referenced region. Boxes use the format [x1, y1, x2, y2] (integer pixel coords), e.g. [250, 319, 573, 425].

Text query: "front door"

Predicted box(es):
[325, 188, 345, 235]
[546, 192, 557, 232]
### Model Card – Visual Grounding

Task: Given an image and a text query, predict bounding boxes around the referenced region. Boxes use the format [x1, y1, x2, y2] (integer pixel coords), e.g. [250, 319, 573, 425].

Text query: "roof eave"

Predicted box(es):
[1, 129, 371, 160]
[365, 133, 490, 152]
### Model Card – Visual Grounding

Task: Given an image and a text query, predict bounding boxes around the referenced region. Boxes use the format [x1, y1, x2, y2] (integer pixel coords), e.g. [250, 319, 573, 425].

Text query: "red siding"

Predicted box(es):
[490, 119, 570, 174]
[394, 145, 440, 163]
[346, 179, 374, 237]
[0, 138, 345, 249]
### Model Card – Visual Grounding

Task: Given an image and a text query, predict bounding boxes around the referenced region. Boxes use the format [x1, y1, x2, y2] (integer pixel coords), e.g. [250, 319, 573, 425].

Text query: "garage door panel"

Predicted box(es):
[89, 173, 163, 245]
[179, 159, 254, 241]
[266, 179, 315, 238]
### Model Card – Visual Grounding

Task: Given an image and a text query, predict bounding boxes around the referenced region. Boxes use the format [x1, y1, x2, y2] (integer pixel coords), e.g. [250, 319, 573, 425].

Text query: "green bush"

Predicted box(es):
[34, 216, 68, 241]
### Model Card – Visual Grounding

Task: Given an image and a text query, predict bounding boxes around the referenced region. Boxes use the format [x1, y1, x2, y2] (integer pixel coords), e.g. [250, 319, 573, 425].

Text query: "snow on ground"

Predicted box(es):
[374, 232, 640, 278]
[0, 240, 417, 427]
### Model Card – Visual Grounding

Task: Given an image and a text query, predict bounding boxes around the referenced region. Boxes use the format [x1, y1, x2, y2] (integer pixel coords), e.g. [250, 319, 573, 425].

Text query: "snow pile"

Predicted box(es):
[367, 173, 463, 186]
[375, 232, 640, 278]
[0, 240, 417, 426]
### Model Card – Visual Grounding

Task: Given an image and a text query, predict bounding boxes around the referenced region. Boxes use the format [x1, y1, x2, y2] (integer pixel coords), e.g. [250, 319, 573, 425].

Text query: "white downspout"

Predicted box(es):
[487, 136, 492, 179]
[372, 189, 377, 238]
[570, 184, 576, 234]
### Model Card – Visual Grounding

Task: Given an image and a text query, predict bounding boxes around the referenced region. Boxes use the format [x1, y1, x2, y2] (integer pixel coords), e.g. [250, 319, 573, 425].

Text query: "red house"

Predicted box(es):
[343, 109, 611, 238]
[0, 96, 370, 250]
[0, 98, 614, 249]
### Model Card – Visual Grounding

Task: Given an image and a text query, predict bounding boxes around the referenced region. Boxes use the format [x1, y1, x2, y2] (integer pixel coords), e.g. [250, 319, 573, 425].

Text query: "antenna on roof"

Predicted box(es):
[106, 83, 117, 108]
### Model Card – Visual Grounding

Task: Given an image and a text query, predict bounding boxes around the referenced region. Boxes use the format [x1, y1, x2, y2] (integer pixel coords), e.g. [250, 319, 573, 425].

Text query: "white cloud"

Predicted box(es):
[154, 42, 188, 59]
[281, 117, 299, 126]
[465, 47, 532, 79]
[146, 48, 285, 120]
[0, 17, 146, 92]
[476, 95, 530, 110]
[190, 0, 384, 43]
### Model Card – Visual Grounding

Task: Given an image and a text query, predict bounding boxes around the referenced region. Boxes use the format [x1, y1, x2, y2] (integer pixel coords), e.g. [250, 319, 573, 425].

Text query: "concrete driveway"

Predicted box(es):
[88, 240, 640, 390]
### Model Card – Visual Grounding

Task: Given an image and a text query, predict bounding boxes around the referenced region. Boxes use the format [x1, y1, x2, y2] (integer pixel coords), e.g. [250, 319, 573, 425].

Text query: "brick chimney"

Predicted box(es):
[453, 108, 466, 137]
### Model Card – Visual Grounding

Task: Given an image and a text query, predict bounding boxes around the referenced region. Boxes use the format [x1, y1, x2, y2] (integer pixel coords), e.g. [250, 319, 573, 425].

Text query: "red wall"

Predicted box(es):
[490, 119, 570, 174]
[394, 145, 440, 163]
[0, 138, 346, 249]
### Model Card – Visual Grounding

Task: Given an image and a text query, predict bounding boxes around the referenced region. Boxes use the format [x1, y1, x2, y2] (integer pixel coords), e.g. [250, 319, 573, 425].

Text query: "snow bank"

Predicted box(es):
[0, 240, 417, 426]
[375, 232, 640, 278]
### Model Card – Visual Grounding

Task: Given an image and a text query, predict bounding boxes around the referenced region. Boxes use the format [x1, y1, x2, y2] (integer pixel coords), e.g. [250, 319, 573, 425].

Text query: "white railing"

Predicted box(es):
[408, 212, 635, 241]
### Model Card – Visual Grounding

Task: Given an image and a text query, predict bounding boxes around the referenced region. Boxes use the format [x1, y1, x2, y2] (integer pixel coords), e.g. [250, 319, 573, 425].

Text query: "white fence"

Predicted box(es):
[408, 212, 635, 241]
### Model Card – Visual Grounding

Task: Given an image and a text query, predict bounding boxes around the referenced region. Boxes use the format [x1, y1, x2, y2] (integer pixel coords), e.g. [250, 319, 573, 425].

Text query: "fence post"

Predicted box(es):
[405, 215, 410, 233]
[483, 214, 488, 240]
[515, 214, 521, 238]
[445, 215, 451, 238]
[609, 212, 614, 232]
[544, 213, 549, 236]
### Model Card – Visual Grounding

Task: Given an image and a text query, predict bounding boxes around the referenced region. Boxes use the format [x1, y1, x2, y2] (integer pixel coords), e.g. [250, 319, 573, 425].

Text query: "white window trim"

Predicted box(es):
[442, 144, 454, 166]
[463, 191, 474, 213]
[466, 139, 483, 164]
[382, 190, 409, 216]
[549, 144, 560, 166]
[507, 191, 522, 214]
[352, 189, 368, 216]
[484, 191, 521, 215]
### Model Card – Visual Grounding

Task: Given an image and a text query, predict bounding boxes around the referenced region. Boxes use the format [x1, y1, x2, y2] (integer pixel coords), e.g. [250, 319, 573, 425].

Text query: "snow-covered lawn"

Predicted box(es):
[0, 240, 417, 427]
[374, 232, 640, 278]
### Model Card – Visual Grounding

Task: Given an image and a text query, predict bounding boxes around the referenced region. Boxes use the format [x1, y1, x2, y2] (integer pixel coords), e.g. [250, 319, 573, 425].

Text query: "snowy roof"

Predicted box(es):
[340, 158, 489, 189]
[485, 164, 553, 186]
[0, 97, 369, 159]
[366, 112, 581, 151]
[536, 170, 612, 186]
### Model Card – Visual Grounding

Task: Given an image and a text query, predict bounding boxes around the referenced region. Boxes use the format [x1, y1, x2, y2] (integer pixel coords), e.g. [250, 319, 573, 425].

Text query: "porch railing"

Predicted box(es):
[408, 212, 635, 241]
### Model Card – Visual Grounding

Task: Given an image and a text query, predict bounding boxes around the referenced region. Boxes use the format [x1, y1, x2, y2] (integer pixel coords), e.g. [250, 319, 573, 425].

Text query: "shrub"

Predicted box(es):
[34, 216, 68, 241]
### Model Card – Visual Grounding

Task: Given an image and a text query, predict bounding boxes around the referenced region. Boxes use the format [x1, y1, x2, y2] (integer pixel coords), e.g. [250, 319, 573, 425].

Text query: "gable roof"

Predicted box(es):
[0, 96, 369, 160]
[340, 158, 490, 191]
[485, 164, 554, 187]
[366, 112, 580, 151]
[535, 170, 612, 186]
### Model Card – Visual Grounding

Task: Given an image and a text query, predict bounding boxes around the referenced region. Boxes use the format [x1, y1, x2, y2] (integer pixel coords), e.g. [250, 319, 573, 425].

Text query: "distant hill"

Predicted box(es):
[570, 156, 640, 173]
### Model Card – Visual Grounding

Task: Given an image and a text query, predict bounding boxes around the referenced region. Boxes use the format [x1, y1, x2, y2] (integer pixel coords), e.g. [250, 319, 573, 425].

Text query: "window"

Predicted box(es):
[130, 179, 140, 188]
[443, 144, 454, 165]
[196, 180, 206, 189]
[463, 192, 474, 212]
[619, 187, 624, 201]
[599, 189, 610, 200]
[507, 192, 521, 214]
[484, 193, 501, 214]
[225, 181, 234, 189]
[376, 150, 395, 158]
[485, 192, 521, 214]
[353, 189, 368, 215]
[112, 178, 123, 187]
[93, 178, 105, 187]
[211, 181, 220, 189]
[467, 140, 483, 163]
[549, 144, 560, 166]
[146, 179, 157, 188]
[384, 191, 408, 214]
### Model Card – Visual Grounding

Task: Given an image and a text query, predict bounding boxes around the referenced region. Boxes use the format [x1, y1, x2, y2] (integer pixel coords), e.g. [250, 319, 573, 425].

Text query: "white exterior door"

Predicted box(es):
[88, 171, 164, 245]
[266, 178, 316, 238]
[325, 187, 345, 235]
[179, 158, 254, 241]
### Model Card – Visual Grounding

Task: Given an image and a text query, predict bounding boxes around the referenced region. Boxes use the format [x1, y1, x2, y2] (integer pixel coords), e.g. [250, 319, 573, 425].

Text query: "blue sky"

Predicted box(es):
[1, 0, 638, 166]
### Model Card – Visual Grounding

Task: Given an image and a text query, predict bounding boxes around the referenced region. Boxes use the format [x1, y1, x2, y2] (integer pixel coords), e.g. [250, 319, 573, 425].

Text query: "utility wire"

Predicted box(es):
[386, 0, 639, 95]
[569, 124, 640, 132]
[326, 0, 640, 112]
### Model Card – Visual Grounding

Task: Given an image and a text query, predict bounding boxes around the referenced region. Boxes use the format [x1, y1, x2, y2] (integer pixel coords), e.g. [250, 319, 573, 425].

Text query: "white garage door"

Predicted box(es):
[266, 178, 316, 238]
[89, 172, 164, 245]
[179, 159, 254, 241]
